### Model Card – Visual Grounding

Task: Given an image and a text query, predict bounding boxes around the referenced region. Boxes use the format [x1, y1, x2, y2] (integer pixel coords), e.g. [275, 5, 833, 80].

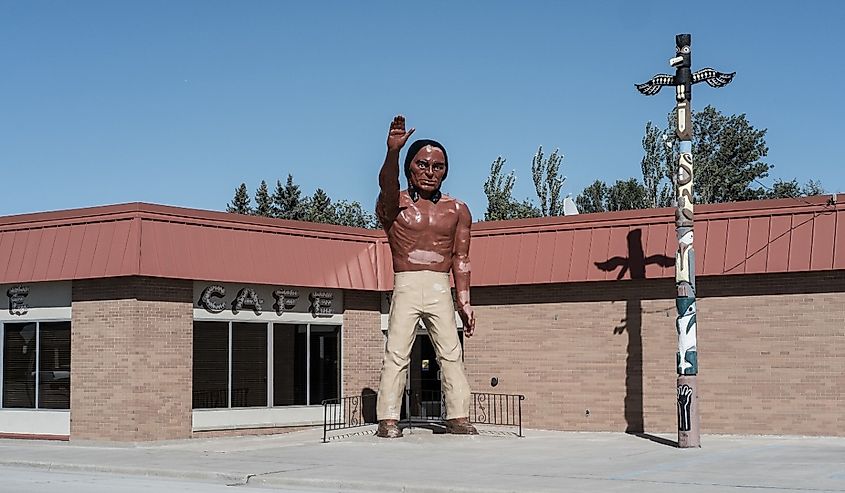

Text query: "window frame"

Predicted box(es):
[192, 320, 341, 410]
[0, 319, 72, 411]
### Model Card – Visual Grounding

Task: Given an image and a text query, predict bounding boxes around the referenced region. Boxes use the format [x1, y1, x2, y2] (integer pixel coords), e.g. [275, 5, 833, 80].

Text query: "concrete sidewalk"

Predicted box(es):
[0, 426, 843, 492]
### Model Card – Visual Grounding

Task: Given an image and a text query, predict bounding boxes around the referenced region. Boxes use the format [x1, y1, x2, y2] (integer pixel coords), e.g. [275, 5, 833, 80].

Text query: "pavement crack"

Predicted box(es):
[227, 465, 327, 487]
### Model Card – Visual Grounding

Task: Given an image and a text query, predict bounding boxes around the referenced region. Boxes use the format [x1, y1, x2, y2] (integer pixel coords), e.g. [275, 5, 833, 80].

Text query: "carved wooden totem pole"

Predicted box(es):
[636, 34, 734, 448]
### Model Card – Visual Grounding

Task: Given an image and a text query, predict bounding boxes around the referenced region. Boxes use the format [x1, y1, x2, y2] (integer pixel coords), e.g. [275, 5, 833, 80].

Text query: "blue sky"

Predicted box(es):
[2, 1, 843, 219]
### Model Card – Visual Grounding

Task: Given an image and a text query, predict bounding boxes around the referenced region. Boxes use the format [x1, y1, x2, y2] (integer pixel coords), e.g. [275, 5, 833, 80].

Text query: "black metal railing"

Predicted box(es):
[322, 390, 524, 442]
[469, 392, 525, 437]
[322, 392, 379, 442]
[407, 389, 446, 422]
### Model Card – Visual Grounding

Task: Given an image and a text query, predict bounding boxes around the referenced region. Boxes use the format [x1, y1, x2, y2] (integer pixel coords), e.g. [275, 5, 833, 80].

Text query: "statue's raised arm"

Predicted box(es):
[377, 115, 415, 227]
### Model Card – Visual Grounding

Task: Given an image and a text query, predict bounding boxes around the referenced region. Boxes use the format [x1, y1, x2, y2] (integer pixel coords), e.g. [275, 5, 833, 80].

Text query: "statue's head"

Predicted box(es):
[404, 139, 448, 200]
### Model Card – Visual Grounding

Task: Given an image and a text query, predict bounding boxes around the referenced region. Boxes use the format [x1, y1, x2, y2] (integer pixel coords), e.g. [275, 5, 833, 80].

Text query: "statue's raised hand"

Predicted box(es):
[387, 115, 415, 151]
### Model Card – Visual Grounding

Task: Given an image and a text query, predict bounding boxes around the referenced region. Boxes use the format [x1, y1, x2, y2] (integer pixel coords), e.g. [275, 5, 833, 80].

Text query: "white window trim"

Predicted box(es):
[0, 409, 70, 436]
[0, 320, 73, 437]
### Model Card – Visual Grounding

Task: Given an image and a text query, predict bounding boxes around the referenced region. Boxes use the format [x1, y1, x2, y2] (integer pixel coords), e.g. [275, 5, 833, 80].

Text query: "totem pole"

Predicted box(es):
[635, 34, 734, 448]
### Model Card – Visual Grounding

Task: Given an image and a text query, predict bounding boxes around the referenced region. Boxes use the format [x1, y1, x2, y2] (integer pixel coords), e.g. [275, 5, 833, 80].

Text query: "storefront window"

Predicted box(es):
[192, 321, 228, 408]
[192, 321, 340, 409]
[273, 324, 307, 406]
[37, 322, 71, 409]
[232, 322, 267, 407]
[309, 326, 340, 405]
[2, 321, 71, 410]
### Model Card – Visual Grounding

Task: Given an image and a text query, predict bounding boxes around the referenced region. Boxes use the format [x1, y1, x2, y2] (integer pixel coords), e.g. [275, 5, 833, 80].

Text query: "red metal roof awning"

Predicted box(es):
[0, 197, 841, 290]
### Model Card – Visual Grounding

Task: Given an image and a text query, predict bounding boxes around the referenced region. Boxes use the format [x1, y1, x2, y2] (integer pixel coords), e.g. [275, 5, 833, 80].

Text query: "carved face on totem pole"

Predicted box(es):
[672, 34, 693, 102]
[672, 34, 691, 70]
[403, 140, 448, 202]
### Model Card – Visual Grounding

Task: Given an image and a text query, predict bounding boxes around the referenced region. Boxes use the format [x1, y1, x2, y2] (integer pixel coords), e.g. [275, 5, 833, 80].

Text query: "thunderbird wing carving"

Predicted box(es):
[692, 68, 735, 88]
[635, 74, 675, 96]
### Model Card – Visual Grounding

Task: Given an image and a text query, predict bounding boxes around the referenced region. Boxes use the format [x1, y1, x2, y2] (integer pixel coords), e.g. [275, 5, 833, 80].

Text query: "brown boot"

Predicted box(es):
[376, 419, 403, 438]
[446, 418, 478, 435]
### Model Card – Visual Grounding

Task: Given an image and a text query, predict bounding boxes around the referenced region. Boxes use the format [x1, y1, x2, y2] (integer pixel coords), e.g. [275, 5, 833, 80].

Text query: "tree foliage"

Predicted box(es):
[531, 146, 565, 216]
[642, 105, 823, 205]
[766, 179, 825, 199]
[229, 175, 377, 228]
[576, 178, 647, 213]
[227, 183, 252, 215]
[606, 179, 648, 212]
[304, 188, 335, 224]
[576, 180, 608, 214]
[334, 200, 377, 228]
[483, 157, 516, 221]
[271, 175, 307, 221]
[482, 156, 542, 221]
[640, 121, 673, 208]
[645, 105, 770, 204]
[254, 180, 272, 217]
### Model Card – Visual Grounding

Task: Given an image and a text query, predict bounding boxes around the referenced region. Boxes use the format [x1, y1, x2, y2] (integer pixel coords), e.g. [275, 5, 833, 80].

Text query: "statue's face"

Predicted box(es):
[408, 145, 446, 194]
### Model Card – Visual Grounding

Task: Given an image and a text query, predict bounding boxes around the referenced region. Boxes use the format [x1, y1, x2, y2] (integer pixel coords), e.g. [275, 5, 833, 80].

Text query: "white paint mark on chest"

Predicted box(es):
[407, 250, 445, 265]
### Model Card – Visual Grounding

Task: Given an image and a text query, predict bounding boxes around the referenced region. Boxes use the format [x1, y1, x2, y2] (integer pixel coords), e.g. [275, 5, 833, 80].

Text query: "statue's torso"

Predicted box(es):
[383, 190, 462, 273]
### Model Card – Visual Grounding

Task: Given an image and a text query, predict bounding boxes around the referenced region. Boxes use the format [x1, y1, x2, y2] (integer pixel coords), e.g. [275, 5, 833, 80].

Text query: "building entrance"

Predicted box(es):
[405, 331, 463, 420]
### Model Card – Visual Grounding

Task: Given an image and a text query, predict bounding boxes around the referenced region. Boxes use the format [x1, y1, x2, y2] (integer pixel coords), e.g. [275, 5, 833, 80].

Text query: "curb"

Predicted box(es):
[0, 459, 531, 493]
[0, 460, 249, 485]
[248, 474, 529, 493]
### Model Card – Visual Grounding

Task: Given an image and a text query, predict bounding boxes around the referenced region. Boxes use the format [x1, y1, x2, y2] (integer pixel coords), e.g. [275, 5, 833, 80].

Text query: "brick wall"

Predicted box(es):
[71, 277, 193, 441]
[67, 271, 845, 439]
[342, 290, 383, 404]
[465, 271, 845, 436]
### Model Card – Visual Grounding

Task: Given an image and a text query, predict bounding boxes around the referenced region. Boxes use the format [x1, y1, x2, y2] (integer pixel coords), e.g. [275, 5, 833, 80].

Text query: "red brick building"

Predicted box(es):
[0, 197, 842, 441]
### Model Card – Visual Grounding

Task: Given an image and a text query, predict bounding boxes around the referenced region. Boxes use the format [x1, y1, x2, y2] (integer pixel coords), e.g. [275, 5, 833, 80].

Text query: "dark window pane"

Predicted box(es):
[3, 323, 37, 408]
[310, 326, 340, 405]
[192, 321, 228, 409]
[273, 324, 307, 406]
[38, 322, 71, 409]
[231, 323, 267, 407]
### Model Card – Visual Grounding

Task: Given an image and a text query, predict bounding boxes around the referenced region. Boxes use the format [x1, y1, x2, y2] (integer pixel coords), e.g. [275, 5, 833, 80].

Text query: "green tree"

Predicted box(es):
[766, 178, 825, 199]
[483, 157, 518, 221]
[640, 121, 673, 208]
[305, 188, 336, 224]
[482, 156, 542, 221]
[767, 178, 802, 199]
[334, 200, 377, 228]
[531, 146, 566, 216]
[644, 106, 826, 206]
[576, 180, 608, 214]
[510, 198, 542, 219]
[226, 183, 252, 215]
[271, 175, 307, 220]
[606, 178, 649, 211]
[652, 105, 770, 204]
[254, 180, 272, 217]
[802, 179, 825, 196]
[576, 179, 647, 213]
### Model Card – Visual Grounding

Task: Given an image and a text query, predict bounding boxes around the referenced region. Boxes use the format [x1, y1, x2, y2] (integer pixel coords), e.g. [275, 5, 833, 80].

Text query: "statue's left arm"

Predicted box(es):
[452, 203, 476, 337]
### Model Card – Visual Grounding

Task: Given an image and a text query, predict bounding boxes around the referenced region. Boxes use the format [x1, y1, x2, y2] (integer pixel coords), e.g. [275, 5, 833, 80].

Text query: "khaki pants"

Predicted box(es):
[377, 271, 471, 420]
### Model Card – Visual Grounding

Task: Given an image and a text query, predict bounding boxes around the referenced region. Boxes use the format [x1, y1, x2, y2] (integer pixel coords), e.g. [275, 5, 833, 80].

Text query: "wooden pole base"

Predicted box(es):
[677, 375, 700, 448]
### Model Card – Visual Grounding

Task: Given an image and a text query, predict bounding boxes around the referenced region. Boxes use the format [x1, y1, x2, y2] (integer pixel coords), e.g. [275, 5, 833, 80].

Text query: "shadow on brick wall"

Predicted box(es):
[596, 229, 674, 433]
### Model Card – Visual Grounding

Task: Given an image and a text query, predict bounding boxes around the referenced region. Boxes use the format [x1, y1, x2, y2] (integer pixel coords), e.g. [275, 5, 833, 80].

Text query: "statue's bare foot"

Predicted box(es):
[376, 419, 403, 438]
[445, 418, 478, 435]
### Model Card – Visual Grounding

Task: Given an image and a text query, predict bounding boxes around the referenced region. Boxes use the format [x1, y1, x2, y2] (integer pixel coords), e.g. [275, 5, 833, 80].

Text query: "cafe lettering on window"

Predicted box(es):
[196, 283, 339, 317]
